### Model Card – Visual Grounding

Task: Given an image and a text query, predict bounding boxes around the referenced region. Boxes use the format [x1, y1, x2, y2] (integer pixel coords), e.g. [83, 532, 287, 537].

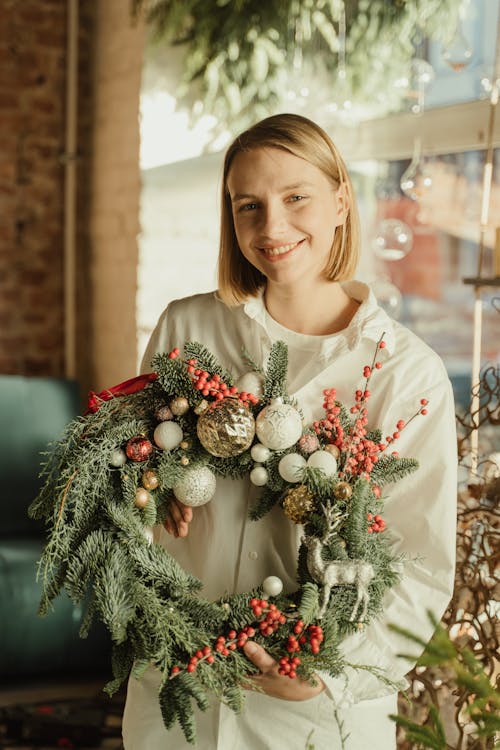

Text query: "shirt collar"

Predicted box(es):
[242, 281, 396, 357]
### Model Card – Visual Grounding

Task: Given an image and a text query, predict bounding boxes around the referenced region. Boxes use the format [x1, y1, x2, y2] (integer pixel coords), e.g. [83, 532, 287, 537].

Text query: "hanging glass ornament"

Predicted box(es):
[370, 278, 403, 320]
[395, 58, 435, 115]
[197, 398, 255, 457]
[325, 444, 340, 460]
[372, 219, 413, 261]
[173, 465, 217, 507]
[255, 398, 303, 451]
[442, 22, 473, 71]
[400, 138, 433, 201]
[278, 453, 307, 483]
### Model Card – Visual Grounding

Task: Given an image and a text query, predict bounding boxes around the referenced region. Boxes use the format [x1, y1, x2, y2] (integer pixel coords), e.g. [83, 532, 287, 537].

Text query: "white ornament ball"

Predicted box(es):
[109, 448, 127, 467]
[154, 421, 183, 451]
[250, 466, 269, 486]
[255, 398, 303, 451]
[262, 575, 284, 597]
[278, 452, 307, 483]
[173, 465, 217, 507]
[307, 450, 338, 477]
[236, 371, 264, 398]
[251, 443, 271, 463]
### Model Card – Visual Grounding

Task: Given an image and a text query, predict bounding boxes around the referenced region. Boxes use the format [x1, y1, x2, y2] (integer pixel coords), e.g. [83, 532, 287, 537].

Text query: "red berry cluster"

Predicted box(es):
[251, 598, 288, 634]
[278, 655, 301, 678]
[167, 349, 259, 408]
[298, 623, 324, 655]
[367, 513, 386, 533]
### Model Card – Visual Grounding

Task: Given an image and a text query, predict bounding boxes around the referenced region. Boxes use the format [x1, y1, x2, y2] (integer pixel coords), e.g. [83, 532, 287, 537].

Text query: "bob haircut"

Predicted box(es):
[217, 113, 360, 305]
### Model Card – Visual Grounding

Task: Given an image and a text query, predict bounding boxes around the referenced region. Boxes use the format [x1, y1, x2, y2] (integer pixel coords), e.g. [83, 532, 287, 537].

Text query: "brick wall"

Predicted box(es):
[0, 0, 67, 376]
[0, 0, 145, 398]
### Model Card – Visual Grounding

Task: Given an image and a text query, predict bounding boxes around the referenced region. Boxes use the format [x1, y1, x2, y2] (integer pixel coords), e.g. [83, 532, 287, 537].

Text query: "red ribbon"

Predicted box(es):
[86, 372, 158, 414]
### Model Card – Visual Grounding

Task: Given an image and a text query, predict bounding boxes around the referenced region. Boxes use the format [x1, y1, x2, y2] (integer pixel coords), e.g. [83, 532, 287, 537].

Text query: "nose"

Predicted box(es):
[259, 199, 288, 236]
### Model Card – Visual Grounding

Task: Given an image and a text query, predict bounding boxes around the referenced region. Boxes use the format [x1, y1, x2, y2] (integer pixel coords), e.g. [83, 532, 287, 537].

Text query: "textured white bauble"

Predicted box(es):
[173, 465, 217, 506]
[307, 450, 338, 477]
[250, 465, 269, 486]
[236, 371, 264, 398]
[278, 452, 307, 483]
[109, 448, 127, 467]
[255, 398, 303, 451]
[262, 575, 284, 597]
[250, 443, 271, 463]
[154, 421, 183, 451]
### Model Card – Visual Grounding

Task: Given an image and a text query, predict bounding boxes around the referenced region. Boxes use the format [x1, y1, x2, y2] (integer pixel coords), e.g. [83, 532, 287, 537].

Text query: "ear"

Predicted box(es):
[334, 183, 350, 226]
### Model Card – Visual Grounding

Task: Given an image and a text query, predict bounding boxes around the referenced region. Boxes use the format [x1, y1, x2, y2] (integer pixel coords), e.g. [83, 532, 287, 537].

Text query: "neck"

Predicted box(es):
[264, 280, 359, 336]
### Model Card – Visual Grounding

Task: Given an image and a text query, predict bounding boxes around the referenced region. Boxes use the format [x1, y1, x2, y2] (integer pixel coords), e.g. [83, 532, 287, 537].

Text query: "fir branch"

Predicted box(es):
[249, 485, 282, 520]
[183, 341, 234, 384]
[262, 341, 289, 400]
[370, 455, 418, 485]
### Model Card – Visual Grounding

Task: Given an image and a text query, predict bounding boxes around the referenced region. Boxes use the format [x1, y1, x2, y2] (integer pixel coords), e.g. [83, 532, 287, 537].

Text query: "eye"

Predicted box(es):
[288, 194, 306, 203]
[238, 202, 259, 212]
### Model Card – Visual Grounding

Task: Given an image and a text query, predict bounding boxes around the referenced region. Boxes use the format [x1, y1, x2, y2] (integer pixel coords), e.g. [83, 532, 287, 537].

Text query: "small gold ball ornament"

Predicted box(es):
[180, 456, 190, 466]
[325, 444, 341, 460]
[180, 440, 189, 450]
[135, 487, 150, 508]
[142, 469, 159, 490]
[282, 485, 315, 524]
[334, 481, 353, 501]
[170, 396, 190, 416]
[197, 398, 255, 457]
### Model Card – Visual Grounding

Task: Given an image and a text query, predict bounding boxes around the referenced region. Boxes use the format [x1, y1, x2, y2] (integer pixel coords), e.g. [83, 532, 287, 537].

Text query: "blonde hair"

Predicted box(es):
[217, 113, 360, 305]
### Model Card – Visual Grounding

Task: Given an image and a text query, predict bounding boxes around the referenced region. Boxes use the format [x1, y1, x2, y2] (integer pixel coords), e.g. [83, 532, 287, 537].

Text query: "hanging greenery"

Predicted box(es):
[132, 0, 462, 135]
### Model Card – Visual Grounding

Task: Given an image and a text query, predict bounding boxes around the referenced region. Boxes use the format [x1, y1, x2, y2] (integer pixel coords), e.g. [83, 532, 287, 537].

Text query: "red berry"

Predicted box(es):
[171, 666, 180, 674]
[187, 664, 196, 673]
[420, 398, 428, 405]
[421, 408, 428, 415]
[379, 341, 386, 349]
[207, 655, 214, 664]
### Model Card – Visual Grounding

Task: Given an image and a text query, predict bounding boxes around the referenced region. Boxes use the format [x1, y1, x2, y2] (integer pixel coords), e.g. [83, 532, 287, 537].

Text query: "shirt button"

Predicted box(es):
[248, 550, 258, 560]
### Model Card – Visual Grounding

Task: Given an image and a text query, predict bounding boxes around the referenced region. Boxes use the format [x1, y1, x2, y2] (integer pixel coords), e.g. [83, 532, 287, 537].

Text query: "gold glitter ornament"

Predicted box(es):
[197, 398, 255, 457]
[334, 481, 353, 501]
[282, 485, 315, 524]
[142, 469, 159, 490]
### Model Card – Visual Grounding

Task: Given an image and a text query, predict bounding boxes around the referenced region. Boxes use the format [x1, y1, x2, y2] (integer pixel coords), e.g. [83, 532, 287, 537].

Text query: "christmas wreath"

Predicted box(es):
[29, 338, 428, 744]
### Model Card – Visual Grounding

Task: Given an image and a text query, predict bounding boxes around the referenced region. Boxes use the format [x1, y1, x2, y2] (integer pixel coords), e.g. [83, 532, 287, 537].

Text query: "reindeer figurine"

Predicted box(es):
[302, 504, 374, 621]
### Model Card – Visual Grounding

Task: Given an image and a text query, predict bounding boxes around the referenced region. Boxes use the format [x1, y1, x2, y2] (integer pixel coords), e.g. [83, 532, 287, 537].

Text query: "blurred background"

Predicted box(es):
[0, 1, 498, 748]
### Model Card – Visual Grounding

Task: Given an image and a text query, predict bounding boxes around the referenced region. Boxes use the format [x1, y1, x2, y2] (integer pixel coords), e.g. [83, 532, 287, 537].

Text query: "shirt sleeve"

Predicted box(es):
[319, 375, 457, 707]
[140, 306, 171, 374]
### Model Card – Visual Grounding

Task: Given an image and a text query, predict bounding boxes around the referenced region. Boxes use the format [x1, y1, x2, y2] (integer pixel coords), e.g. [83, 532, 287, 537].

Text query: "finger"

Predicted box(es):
[243, 641, 277, 675]
[178, 502, 193, 523]
[168, 500, 192, 537]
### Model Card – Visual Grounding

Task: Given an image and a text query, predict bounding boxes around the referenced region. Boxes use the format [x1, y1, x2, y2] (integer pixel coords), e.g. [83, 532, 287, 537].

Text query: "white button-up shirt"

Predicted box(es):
[122, 282, 457, 750]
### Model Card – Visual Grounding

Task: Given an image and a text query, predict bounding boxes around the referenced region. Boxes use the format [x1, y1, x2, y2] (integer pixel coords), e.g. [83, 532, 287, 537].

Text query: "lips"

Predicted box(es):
[259, 239, 304, 257]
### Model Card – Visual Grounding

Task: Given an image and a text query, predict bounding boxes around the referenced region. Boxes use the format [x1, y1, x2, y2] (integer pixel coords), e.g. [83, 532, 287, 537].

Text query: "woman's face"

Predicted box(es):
[226, 147, 347, 289]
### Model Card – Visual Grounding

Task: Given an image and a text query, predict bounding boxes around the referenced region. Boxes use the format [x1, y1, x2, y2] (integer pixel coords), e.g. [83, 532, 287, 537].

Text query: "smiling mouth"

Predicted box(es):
[260, 239, 304, 257]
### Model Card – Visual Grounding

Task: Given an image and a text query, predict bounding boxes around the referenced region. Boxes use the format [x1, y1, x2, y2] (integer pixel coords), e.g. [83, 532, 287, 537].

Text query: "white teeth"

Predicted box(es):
[262, 241, 300, 256]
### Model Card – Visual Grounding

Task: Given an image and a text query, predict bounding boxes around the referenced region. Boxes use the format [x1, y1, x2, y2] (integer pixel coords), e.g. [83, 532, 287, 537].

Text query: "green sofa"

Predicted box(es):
[0, 375, 109, 678]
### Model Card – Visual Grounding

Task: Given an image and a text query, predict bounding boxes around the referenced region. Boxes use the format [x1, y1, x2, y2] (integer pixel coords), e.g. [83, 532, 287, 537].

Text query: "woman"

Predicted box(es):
[122, 114, 457, 749]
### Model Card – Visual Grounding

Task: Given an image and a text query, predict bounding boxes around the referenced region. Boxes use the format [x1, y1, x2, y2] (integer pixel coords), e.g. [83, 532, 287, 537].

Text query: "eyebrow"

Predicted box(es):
[231, 182, 315, 202]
